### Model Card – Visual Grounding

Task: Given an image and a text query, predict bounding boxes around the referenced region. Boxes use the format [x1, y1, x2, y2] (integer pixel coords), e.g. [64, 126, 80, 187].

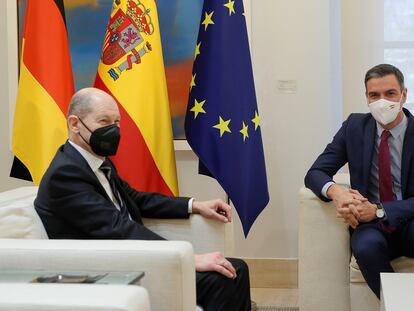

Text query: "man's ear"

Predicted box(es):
[403, 87, 408, 103]
[67, 115, 80, 134]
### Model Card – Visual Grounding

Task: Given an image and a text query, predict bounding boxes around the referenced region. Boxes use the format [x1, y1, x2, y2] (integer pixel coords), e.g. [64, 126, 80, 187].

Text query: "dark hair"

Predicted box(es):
[364, 64, 405, 91]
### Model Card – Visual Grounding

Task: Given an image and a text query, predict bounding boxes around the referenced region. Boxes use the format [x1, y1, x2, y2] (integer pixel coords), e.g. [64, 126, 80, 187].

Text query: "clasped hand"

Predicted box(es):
[327, 185, 377, 228]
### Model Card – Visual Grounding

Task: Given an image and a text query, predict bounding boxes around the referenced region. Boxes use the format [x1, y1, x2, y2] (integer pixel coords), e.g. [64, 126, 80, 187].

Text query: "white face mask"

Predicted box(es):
[368, 97, 402, 125]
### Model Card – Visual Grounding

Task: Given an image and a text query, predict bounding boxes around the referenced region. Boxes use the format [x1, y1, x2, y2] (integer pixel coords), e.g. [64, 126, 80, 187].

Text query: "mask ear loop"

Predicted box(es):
[77, 117, 93, 147]
[395, 92, 405, 113]
[78, 117, 93, 133]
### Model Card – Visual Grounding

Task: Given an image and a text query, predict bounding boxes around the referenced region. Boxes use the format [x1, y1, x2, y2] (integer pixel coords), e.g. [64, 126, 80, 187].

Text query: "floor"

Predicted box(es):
[251, 288, 298, 310]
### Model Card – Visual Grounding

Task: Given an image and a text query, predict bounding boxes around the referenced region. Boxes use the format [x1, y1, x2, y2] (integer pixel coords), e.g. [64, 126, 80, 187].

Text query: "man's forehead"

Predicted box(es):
[89, 100, 119, 117]
[366, 75, 400, 91]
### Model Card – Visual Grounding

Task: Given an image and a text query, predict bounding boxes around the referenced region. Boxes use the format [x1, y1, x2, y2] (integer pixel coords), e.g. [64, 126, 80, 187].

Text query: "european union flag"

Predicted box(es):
[185, 0, 269, 236]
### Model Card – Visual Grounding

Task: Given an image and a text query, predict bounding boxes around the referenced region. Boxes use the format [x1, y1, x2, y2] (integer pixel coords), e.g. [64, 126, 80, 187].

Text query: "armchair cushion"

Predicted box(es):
[350, 255, 414, 283]
[0, 186, 47, 239]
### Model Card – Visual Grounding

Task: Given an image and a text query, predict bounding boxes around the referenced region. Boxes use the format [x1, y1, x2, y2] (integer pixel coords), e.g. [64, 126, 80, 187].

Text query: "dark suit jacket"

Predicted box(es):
[305, 108, 414, 229]
[35, 141, 190, 240]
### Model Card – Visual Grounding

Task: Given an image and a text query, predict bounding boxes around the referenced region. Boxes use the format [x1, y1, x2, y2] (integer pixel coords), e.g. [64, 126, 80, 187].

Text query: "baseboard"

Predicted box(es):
[244, 258, 298, 288]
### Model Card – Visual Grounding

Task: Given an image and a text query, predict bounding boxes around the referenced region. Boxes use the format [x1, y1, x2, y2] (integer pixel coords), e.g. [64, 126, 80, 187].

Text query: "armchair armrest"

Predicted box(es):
[0, 239, 195, 311]
[298, 183, 351, 311]
[144, 214, 231, 254]
[0, 283, 150, 311]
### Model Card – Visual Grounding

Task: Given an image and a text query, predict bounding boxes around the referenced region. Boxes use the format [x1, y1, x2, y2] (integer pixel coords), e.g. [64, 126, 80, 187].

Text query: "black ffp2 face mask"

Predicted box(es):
[78, 118, 121, 157]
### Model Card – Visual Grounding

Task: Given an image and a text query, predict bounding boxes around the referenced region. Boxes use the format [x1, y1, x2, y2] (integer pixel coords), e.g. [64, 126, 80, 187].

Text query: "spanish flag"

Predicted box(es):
[12, 0, 74, 184]
[94, 0, 178, 196]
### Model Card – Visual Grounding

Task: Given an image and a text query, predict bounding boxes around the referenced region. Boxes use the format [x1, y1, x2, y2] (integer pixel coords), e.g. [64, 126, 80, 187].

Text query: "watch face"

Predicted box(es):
[376, 208, 385, 218]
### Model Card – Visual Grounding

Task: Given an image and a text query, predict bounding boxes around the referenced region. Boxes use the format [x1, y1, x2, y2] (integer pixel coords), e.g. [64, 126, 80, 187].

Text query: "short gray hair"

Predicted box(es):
[67, 89, 94, 118]
[365, 64, 405, 91]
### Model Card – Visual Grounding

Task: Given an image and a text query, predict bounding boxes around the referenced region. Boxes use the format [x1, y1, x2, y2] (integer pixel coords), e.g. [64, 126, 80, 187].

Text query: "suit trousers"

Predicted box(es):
[351, 219, 414, 298]
[196, 258, 251, 311]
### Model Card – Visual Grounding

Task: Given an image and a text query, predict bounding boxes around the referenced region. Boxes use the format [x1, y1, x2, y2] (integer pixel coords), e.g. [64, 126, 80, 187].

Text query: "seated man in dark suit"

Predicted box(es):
[305, 64, 414, 299]
[35, 87, 251, 311]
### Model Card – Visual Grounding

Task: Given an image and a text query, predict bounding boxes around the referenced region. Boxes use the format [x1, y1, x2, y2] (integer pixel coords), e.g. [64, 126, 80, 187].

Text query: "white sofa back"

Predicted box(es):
[0, 186, 47, 239]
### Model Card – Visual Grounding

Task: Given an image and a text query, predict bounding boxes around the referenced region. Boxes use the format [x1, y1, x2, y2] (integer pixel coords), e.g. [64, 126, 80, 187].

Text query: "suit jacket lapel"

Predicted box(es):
[401, 111, 414, 196]
[64, 141, 112, 201]
[63, 141, 92, 171]
[362, 118, 376, 196]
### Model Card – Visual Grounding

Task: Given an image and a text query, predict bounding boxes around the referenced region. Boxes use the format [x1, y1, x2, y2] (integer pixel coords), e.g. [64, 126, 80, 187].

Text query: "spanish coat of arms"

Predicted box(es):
[102, 0, 154, 80]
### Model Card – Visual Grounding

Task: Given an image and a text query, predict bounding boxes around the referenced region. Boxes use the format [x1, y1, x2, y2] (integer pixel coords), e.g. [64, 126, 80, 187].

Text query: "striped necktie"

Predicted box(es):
[99, 160, 129, 218]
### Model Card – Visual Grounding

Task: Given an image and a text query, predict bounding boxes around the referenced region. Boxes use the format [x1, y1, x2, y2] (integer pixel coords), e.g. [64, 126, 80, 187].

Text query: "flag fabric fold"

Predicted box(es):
[95, 0, 178, 196]
[12, 0, 74, 184]
[185, 0, 269, 236]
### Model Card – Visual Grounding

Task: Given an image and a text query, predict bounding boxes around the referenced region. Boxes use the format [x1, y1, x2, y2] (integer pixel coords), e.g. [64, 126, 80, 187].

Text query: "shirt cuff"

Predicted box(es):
[188, 198, 195, 214]
[321, 181, 335, 199]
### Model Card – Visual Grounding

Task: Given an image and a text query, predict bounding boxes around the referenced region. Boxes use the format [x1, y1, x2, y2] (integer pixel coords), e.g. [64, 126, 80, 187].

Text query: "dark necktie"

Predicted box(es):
[378, 130, 394, 202]
[99, 160, 129, 217]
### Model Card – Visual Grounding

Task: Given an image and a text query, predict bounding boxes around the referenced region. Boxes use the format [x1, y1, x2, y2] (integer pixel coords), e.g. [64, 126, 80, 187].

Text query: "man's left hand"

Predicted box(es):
[349, 189, 376, 222]
[192, 199, 232, 223]
[354, 201, 377, 222]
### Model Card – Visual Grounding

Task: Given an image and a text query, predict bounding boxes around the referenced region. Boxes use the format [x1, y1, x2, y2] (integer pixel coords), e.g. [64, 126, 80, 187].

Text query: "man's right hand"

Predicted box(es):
[194, 252, 236, 279]
[327, 184, 366, 228]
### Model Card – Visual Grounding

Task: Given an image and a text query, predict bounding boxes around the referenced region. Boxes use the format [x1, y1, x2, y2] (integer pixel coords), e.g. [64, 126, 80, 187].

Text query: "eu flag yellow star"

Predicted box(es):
[194, 42, 201, 60]
[190, 99, 206, 119]
[239, 122, 249, 141]
[213, 116, 231, 137]
[202, 11, 215, 31]
[190, 73, 196, 91]
[224, 0, 236, 16]
[251, 111, 260, 130]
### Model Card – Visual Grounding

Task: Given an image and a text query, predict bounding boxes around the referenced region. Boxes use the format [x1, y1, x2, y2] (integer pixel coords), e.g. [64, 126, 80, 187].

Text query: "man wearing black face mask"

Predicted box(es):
[77, 117, 120, 157]
[35, 87, 252, 311]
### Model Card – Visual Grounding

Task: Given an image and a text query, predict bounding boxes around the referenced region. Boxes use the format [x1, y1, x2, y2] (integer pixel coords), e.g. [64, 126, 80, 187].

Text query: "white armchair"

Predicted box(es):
[0, 283, 150, 311]
[0, 186, 229, 311]
[299, 173, 414, 311]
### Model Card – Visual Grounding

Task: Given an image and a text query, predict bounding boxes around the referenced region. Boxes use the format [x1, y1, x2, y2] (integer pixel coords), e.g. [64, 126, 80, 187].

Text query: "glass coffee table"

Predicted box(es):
[0, 270, 144, 285]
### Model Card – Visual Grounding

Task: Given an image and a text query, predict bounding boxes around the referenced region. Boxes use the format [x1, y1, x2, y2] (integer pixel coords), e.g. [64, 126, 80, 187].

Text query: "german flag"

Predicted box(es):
[94, 0, 178, 196]
[11, 0, 74, 184]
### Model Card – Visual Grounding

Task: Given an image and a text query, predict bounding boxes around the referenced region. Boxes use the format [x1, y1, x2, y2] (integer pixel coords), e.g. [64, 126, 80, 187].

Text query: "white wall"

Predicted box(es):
[342, 0, 384, 117]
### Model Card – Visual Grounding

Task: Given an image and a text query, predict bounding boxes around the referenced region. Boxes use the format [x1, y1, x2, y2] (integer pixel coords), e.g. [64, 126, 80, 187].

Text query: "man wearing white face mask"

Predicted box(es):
[305, 64, 414, 299]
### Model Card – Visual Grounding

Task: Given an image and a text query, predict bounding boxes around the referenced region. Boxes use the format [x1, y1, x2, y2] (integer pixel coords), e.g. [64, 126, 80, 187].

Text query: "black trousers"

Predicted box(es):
[196, 258, 251, 311]
[351, 220, 414, 298]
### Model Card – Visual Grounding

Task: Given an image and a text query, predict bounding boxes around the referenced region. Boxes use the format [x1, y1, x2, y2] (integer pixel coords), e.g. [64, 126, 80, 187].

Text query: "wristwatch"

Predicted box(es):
[375, 203, 385, 219]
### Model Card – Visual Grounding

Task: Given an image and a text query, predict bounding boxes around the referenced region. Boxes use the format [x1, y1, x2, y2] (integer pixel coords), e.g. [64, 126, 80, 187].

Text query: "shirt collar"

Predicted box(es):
[68, 140, 104, 173]
[376, 113, 408, 139]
